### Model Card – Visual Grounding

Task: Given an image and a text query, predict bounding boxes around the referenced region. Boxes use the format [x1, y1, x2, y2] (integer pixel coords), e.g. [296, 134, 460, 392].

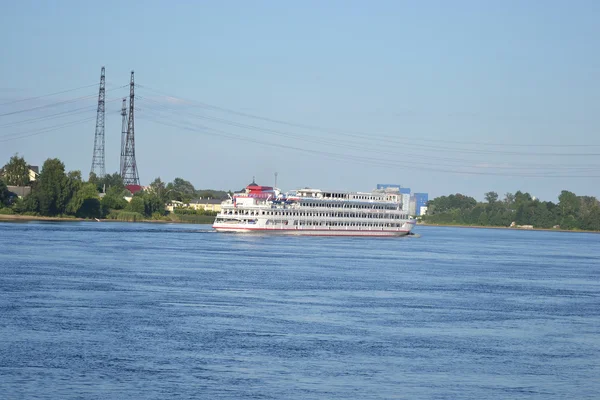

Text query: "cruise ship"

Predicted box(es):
[212, 181, 416, 237]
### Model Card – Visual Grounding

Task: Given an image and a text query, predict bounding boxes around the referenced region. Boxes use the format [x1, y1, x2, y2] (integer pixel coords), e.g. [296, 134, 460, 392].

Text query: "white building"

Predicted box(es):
[409, 197, 417, 216]
[401, 193, 411, 214]
[28, 166, 39, 182]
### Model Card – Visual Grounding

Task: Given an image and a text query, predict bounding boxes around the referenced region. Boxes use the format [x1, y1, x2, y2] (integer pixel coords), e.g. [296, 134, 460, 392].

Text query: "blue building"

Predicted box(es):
[414, 193, 429, 216]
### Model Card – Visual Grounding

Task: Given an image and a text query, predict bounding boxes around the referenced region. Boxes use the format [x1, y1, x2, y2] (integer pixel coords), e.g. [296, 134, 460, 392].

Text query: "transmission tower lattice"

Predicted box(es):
[119, 98, 127, 177]
[90, 66, 106, 178]
[121, 71, 140, 186]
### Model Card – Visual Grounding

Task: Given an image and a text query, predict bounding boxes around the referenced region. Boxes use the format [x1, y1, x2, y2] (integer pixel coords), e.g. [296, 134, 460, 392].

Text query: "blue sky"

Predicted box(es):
[1, 1, 598, 200]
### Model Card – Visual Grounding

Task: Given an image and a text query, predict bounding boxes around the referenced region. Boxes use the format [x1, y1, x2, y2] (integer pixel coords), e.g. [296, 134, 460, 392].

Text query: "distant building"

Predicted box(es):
[165, 200, 184, 212]
[413, 193, 429, 216]
[419, 206, 428, 216]
[377, 183, 400, 190]
[401, 193, 411, 214]
[126, 184, 143, 194]
[165, 198, 223, 213]
[409, 197, 417, 216]
[0, 165, 39, 184]
[189, 198, 222, 212]
[376, 184, 410, 194]
[6, 185, 31, 199]
[28, 165, 39, 182]
[376, 184, 420, 214]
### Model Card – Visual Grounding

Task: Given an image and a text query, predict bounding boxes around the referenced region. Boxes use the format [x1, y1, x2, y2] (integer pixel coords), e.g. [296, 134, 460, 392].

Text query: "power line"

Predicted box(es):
[0, 85, 128, 118]
[136, 84, 600, 148]
[0, 83, 99, 107]
[135, 96, 600, 159]
[0, 97, 122, 129]
[137, 113, 600, 178]
[0, 117, 96, 143]
[136, 100, 599, 171]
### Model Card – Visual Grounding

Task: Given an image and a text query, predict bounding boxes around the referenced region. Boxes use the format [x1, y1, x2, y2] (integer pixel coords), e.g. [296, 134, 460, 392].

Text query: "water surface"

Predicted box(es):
[1, 222, 599, 399]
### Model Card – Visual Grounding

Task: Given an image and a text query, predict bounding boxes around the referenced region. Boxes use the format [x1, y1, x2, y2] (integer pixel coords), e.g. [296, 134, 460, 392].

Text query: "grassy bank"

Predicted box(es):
[0, 212, 214, 225]
[168, 214, 215, 224]
[418, 222, 599, 234]
[0, 214, 83, 222]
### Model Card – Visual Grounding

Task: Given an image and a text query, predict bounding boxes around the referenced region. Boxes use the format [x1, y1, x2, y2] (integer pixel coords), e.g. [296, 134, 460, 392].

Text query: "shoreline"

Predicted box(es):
[1, 215, 597, 234]
[418, 222, 599, 234]
[0, 214, 211, 225]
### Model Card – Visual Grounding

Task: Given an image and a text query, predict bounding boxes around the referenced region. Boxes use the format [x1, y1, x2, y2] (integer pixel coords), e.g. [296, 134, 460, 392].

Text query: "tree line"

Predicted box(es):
[423, 190, 600, 231]
[1, 154, 226, 220]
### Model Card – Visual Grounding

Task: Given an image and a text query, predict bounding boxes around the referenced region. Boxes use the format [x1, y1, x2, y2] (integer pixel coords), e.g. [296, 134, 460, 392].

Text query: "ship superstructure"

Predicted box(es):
[212, 181, 416, 237]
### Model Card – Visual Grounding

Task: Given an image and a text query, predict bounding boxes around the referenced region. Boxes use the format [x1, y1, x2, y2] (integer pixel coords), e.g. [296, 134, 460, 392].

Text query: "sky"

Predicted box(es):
[0, 0, 598, 201]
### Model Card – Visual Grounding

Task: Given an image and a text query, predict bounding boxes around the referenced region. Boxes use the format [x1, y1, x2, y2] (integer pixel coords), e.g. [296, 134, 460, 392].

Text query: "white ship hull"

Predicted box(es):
[213, 223, 415, 237]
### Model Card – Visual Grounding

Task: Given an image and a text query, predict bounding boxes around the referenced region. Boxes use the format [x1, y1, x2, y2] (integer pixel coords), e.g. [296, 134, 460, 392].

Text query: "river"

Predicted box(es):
[1, 222, 599, 399]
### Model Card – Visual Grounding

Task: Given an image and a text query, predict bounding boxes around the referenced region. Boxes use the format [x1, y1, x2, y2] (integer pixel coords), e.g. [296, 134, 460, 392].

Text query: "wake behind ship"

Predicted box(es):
[212, 181, 416, 237]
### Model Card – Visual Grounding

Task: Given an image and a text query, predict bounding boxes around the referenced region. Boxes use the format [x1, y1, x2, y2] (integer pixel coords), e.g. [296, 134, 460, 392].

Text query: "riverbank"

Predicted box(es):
[0, 214, 83, 222]
[0, 214, 214, 225]
[418, 222, 599, 234]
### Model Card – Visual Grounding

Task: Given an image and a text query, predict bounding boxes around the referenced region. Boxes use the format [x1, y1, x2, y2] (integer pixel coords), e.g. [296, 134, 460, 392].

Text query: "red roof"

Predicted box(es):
[125, 184, 143, 194]
[246, 182, 273, 192]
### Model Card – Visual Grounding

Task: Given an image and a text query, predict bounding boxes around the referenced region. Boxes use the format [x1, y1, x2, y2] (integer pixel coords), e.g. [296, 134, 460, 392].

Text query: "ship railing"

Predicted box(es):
[261, 215, 409, 224]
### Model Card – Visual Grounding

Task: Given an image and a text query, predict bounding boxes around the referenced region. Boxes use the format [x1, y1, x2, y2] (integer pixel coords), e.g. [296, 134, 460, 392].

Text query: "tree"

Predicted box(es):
[577, 196, 599, 226]
[2, 154, 30, 186]
[65, 171, 83, 209]
[504, 192, 515, 207]
[95, 172, 124, 193]
[0, 180, 10, 206]
[88, 171, 99, 187]
[426, 193, 477, 214]
[531, 201, 554, 229]
[133, 184, 166, 217]
[143, 192, 164, 216]
[478, 211, 489, 226]
[149, 177, 167, 204]
[422, 189, 600, 231]
[35, 158, 71, 216]
[167, 177, 196, 203]
[484, 191, 499, 204]
[580, 206, 600, 231]
[468, 204, 485, 224]
[126, 196, 145, 214]
[196, 189, 228, 200]
[558, 190, 580, 228]
[14, 190, 39, 214]
[100, 185, 128, 214]
[514, 191, 532, 206]
[67, 183, 101, 218]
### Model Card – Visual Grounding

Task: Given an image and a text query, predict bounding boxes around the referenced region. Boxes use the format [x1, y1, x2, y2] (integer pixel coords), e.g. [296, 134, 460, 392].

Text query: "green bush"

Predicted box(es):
[151, 211, 167, 220]
[173, 214, 216, 224]
[126, 197, 145, 215]
[107, 210, 145, 222]
[0, 207, 14, 215]
[173, 207, 218, 216]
